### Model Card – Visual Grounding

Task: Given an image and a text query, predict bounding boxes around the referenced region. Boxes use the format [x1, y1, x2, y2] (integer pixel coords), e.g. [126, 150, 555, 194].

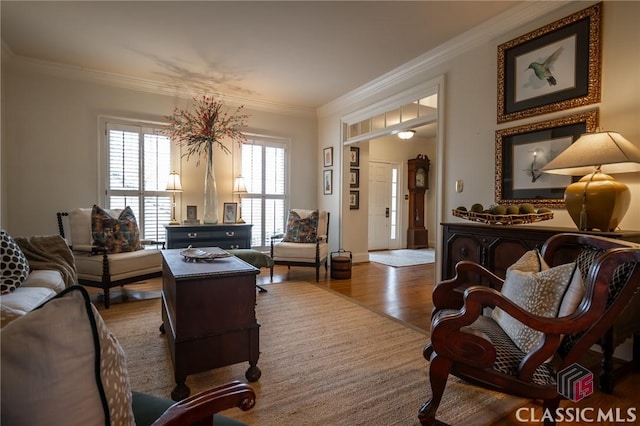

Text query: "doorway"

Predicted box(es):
[368, 161, 401, 250]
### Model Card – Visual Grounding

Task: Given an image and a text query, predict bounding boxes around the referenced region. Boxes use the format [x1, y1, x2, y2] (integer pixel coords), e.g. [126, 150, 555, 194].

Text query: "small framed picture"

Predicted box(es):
[186, 205, 197, 220]
[349, 191, 359, 210]
[349, 168, 359, 188]
[323, 147, 333, 167]
[223, 202, 238, 224]
[323, 169, 333, 195]
[350, 147, 360, 167]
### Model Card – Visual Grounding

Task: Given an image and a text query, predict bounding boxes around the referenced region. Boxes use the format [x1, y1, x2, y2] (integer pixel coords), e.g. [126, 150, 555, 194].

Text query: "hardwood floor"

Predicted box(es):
[91, 259, 639, 425]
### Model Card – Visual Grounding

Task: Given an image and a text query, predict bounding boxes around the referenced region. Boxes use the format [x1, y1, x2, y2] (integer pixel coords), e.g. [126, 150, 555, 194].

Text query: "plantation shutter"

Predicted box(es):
[105, 121, 173, 242]
[241, 138, 287, 249]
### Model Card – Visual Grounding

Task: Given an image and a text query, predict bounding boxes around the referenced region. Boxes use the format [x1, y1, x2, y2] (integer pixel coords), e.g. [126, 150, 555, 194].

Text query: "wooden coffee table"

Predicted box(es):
[160, 247, 261, 401]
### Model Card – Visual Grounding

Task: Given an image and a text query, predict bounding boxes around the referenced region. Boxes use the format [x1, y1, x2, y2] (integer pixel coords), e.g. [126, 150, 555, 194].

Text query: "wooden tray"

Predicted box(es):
[452, 209, 553, 225]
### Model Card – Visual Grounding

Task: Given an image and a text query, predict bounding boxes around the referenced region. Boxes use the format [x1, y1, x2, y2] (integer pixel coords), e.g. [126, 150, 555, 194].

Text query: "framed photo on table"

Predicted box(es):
[494, 109, 598, 207]
[497, 3, 601, 123]
[223, 202, 238, 224]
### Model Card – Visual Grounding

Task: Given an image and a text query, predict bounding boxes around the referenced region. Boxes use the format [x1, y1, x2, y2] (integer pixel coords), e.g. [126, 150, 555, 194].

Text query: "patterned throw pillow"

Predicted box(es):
[91, 205, 142, 253]
[0, 286, 135, 425]
[1, 230, 30, 294]
[283, 210, 319, 243]
[492, 250, 576, 353]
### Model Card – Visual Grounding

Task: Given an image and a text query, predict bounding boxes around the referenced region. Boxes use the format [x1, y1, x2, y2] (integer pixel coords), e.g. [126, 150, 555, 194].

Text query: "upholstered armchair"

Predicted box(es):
[419, 233, 640, 426]
[270, 209, 330, 281]
[57, 206, 163, 308]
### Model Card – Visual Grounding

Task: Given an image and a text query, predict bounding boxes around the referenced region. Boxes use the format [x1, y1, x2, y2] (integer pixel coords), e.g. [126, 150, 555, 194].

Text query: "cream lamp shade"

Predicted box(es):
[542, 131, 640, 231]
[233, 176, 248, 223]
[166, 171, 183, 225]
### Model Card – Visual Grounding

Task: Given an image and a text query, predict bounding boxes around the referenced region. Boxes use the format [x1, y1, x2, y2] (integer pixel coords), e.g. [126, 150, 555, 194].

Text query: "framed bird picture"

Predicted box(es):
[494, 109, 599, 207]
[497, 3, 601, 123]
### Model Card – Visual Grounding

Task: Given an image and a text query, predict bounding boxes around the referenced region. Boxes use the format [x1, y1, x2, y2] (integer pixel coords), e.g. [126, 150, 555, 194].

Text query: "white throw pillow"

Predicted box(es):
[1, 286, 134, 425]
[492, 256, 575, 353]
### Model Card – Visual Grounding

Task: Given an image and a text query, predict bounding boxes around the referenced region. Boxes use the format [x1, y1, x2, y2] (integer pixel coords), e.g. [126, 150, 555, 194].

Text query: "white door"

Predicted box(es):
[368, 161, 401, 250]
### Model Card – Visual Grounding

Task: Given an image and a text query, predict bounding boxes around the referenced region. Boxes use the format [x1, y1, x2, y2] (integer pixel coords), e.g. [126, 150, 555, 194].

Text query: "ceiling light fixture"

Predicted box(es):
[398, 130, 416, 140]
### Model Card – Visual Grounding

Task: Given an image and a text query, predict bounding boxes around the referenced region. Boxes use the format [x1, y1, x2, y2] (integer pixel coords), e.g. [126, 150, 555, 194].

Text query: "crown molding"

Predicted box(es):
[317, 1, 571, 118]
[3, 51, 316, 118]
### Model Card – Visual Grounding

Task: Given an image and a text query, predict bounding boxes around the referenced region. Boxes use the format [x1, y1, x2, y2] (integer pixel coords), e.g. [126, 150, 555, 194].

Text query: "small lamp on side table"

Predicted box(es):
[542, 131, 640, 231]
[233, 176, 248, 224]
[166, 171, 183, 225]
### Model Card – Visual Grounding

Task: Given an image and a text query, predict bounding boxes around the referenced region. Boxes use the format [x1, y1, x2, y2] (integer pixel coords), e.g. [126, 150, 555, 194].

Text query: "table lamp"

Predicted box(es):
[233, 176, 248, 224]
[166, 171, 183, 225]
[542, 131, 640, 231]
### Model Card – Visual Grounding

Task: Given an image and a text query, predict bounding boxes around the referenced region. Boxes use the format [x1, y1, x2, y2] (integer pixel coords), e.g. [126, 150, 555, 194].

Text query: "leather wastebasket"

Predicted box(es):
[331, 250, 352, 279]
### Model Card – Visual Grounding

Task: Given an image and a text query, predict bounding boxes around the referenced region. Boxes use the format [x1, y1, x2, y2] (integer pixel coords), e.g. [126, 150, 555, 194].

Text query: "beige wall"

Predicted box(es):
[1, 63, 317, 236]
[319, 1, 640, 263]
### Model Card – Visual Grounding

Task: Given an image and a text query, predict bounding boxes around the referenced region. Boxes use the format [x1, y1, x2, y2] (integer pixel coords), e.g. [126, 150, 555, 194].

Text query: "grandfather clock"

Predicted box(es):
[407, 155, 430, 249]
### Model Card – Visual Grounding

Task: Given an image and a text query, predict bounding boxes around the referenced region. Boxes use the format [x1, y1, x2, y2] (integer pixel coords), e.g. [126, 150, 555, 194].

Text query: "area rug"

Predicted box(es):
[99, 281, 524, 425]
[370, 248, 436, 267]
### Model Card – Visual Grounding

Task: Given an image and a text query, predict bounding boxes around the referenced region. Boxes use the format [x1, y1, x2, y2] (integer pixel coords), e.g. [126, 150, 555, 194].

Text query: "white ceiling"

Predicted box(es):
[1, 1, 521, 111]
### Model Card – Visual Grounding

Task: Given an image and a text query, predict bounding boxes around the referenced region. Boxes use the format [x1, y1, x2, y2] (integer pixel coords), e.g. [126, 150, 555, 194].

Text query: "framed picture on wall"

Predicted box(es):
[323, 147, 333, 167]
[349, 191, 359, 210]
[350, 147, 360, 167]
[494, 109, 598, 207]
[349, 168, 359, 188]
[323, 169, 333, 195]
[497, 3, 601, 123]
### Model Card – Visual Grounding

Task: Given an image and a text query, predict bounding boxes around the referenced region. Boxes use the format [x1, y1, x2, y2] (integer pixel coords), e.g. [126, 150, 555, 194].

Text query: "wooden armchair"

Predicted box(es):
[270, 209, 330, 281]
[419, 233, 640, 426]
[57, 208, 163, 308]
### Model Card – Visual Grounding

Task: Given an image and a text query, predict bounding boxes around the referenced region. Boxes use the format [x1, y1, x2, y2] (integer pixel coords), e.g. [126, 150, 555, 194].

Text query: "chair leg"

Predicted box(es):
[599, 328, 615, 393]
[418, 354, 451, 426]
[316, 264, 319, 282]
[103, 287, 111, 309]
[270, 266, 274, 282]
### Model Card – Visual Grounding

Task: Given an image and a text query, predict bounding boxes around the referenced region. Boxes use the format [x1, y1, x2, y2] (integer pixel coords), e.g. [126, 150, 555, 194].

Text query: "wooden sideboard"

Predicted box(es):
[441, 222, 640, 281]
[165, 224, 252, 249]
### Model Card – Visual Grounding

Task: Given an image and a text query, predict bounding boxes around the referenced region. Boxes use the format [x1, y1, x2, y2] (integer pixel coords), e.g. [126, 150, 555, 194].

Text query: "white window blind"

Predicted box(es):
[241, 138, 287, 249]
[105, 121, 173, 242]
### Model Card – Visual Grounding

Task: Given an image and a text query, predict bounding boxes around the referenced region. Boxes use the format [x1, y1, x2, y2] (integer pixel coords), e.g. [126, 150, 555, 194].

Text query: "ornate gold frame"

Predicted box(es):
[497, 3, 601, 123]
[495, 110, 599, 207]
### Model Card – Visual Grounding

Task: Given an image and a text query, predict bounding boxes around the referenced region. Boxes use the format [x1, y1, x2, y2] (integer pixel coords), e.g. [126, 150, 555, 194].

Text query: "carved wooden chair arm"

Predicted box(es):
[432, 261, 504, 312]
[152, 381, 255, 426]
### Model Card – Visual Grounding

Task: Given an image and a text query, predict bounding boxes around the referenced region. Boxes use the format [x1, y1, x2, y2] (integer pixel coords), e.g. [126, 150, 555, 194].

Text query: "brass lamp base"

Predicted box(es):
[564, 171, 631, 231]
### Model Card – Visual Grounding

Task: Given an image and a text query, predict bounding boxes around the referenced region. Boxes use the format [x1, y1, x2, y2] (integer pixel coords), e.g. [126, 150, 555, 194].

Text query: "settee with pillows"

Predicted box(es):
[57, 205, 163, 308]
[0, 229, 76, 326]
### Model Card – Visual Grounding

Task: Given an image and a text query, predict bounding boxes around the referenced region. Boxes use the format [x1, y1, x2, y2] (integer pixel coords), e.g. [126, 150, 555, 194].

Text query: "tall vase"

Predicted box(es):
[203, 146, 219, 224]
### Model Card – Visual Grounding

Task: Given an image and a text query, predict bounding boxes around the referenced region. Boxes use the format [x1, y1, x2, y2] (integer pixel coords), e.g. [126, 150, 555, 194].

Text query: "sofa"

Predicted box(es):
[1, 230, 76, 327]
[1, 284, 255, 425]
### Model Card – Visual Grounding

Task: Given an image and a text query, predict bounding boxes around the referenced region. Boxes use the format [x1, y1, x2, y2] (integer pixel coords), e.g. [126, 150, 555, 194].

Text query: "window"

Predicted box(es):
[240, 137, 287, 249]
[103, 120, 174, 243]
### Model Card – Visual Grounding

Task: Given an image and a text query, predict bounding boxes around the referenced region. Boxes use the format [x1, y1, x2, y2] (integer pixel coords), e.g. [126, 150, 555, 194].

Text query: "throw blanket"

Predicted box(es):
[14, 235, 77, 287]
